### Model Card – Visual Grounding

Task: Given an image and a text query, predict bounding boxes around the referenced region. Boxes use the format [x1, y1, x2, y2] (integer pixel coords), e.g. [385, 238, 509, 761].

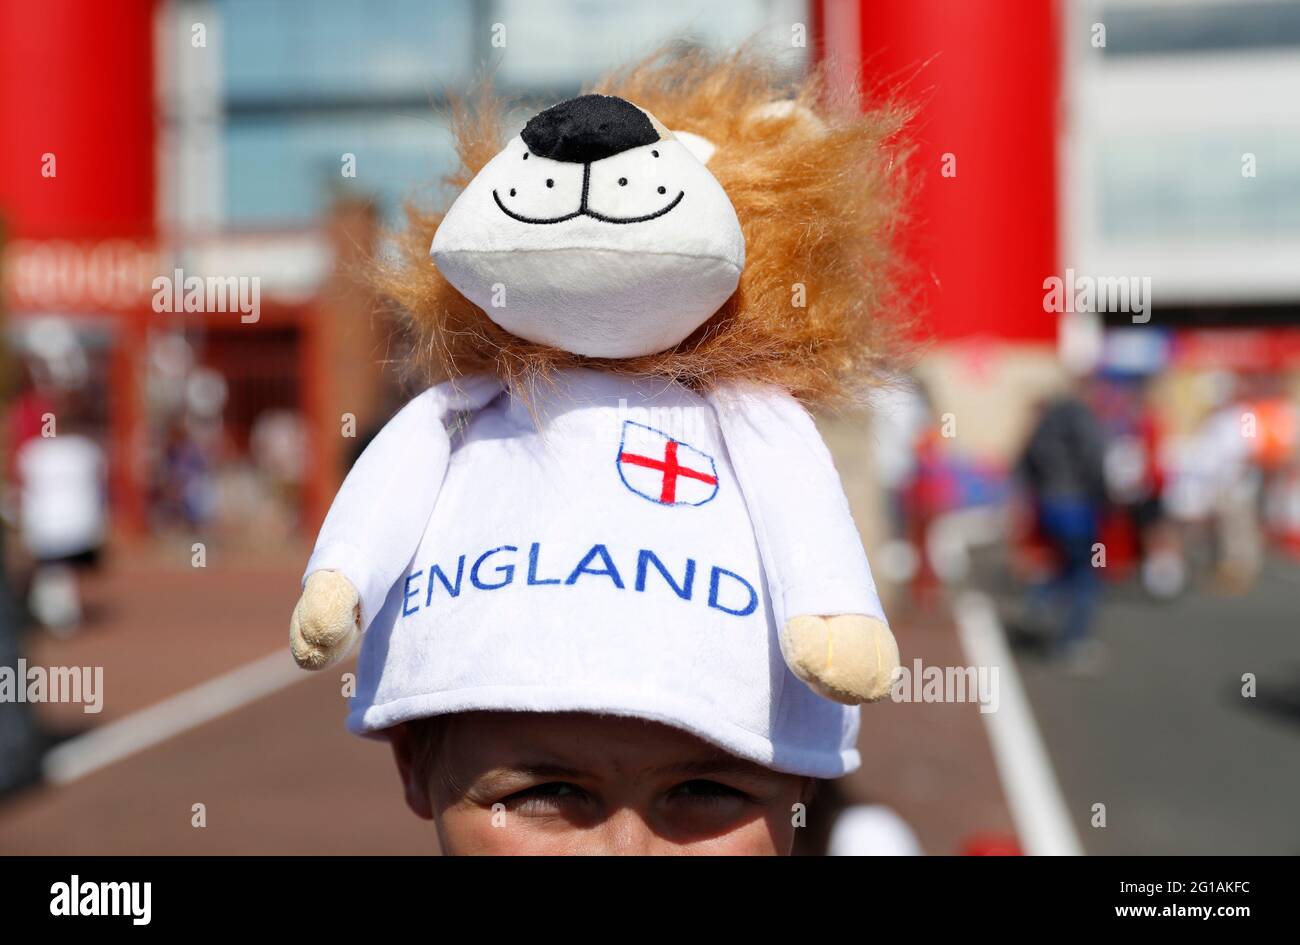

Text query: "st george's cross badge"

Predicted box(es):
[616, 421, 720, 507]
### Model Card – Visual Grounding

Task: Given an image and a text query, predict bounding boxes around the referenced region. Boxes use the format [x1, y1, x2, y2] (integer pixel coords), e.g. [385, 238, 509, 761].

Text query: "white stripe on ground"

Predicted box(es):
[954, 591, 1084, 856]
[42, 650, 310, 785]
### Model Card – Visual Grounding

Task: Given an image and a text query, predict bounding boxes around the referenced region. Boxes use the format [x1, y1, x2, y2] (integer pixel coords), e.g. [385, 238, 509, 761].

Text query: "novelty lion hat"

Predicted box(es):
[290, 46, 911, 779]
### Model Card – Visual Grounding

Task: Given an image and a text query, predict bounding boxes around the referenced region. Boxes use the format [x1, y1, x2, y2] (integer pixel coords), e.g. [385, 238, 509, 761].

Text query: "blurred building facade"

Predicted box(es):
[0, 0, 805, 547]
[828, 0, 1300, 443]
[822, 0, 1300, 576]
[3, 0, 1298, 552]
[1061, 0, 1300, 447]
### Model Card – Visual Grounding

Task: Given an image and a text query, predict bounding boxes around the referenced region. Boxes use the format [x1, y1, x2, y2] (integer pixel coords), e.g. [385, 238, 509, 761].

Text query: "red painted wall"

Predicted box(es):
[0, 0, 156, 240]
[817, 0, 1060, 342]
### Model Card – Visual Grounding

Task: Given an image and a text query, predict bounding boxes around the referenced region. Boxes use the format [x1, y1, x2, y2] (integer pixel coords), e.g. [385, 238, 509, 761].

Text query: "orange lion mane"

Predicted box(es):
[374, 45, 912, 410]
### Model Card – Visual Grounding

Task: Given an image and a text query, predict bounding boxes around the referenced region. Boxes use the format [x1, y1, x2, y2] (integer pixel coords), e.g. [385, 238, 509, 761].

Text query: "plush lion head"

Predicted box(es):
[376, 46, 911, 409]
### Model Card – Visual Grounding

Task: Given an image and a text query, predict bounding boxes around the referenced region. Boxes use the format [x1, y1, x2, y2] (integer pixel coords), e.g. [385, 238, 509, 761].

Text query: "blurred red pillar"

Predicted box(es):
[0, 0, 156, 240]
[814, 0, 1059, 343]
[0, 0, 157, 535]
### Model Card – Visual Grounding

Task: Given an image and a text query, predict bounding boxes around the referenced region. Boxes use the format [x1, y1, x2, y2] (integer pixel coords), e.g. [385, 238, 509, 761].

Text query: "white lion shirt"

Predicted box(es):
[306, 368, 884, 777]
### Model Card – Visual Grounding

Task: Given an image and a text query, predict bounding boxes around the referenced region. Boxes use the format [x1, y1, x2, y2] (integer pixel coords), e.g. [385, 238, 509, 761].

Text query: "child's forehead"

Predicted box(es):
[436, 711, 770, 777]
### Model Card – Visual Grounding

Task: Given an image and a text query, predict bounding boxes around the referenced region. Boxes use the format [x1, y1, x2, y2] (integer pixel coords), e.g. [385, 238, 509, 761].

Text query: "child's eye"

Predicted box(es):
[669, 779, 752, 804]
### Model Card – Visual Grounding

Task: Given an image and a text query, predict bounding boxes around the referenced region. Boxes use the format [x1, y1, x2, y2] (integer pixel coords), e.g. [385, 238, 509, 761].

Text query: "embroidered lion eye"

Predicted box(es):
[657, 186, 666, 194]
[509, 188, 516, 197]
[546, 178, 554, 188]
[618, 177, 628, 186]
[522, 153, 529, 160]
[652, 150, 659, 157]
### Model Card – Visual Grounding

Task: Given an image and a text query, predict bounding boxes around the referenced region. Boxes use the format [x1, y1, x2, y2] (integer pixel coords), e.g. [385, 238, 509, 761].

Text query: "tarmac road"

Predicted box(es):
[1008, 556, 1300, 855]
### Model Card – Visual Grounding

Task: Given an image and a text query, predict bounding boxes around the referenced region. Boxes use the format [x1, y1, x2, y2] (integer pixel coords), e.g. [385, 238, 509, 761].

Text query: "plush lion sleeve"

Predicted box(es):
[304, 374, 504, 631]
[706, 382, 887, 629]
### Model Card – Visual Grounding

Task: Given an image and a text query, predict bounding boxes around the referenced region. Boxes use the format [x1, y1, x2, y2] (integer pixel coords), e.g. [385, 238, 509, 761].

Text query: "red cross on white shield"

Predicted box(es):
[616, 421, 719, 507]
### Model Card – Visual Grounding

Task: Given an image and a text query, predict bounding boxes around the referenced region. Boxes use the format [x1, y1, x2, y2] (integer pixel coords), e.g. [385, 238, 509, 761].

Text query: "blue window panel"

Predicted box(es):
[493, 0, 802, 87]
[220, 0, 475, 101]
[224, 115, 455, 226]
[1097, 132, 1300, 241]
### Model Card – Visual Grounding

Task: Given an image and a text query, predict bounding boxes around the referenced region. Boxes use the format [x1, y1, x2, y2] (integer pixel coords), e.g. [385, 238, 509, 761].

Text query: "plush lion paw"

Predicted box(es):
[780, 614, 900, 705]
[289, 570, 361, 670]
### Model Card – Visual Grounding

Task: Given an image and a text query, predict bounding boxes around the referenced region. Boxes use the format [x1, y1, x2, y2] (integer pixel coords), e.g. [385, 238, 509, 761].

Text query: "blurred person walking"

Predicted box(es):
[1200, 403, 1261, 593]
[15, 414, 106, 634]
[1130, 399, 1185, 598]
[869, 378, 933, 599]
[1238, 381, 1298, 584]
[1016, 392, 1108, 672]
[1104, 388, 1185, 599]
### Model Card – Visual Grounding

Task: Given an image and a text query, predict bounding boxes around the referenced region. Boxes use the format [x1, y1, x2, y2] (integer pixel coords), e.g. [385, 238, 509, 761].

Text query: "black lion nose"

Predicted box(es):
[521, 94, 660, 164]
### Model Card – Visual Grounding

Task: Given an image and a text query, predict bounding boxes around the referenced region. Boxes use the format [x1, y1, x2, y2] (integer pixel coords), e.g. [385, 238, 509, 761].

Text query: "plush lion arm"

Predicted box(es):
[290, 375, 503, 669]
[706, 382, 899, 704]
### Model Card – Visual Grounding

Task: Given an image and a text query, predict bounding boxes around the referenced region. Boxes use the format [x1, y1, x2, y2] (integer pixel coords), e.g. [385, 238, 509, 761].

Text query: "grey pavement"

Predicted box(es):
[999, 556, 1300, 855]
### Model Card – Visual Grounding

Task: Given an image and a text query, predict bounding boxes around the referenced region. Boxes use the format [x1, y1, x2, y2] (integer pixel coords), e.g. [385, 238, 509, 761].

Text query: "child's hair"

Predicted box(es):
[405, 714, 459, 801]
[374, 44, 913, 410]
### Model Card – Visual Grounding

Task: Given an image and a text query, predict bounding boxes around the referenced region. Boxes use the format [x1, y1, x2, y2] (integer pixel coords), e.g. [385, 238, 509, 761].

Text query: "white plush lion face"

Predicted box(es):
[430, 95, 745, 358]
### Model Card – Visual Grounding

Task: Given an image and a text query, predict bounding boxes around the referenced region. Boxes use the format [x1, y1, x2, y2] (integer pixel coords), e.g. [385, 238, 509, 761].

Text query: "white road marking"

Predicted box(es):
[954, 591, 1085, 856]
[42, 650, 311, 785]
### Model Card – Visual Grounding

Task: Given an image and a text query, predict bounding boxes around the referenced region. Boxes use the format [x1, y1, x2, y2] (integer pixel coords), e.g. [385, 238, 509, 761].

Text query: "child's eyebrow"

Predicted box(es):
[465, 762, 589, 799]
[514, 761, 587, 780]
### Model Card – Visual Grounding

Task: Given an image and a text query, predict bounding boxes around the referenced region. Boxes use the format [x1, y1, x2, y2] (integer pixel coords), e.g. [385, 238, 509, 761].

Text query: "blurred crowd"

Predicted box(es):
[2, 319, 310, 637]
[872, 362, 1300, 671]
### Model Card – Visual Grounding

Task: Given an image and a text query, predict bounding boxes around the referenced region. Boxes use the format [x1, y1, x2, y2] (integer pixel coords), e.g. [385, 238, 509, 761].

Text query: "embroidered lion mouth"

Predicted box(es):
[493, 162, 684, 225]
